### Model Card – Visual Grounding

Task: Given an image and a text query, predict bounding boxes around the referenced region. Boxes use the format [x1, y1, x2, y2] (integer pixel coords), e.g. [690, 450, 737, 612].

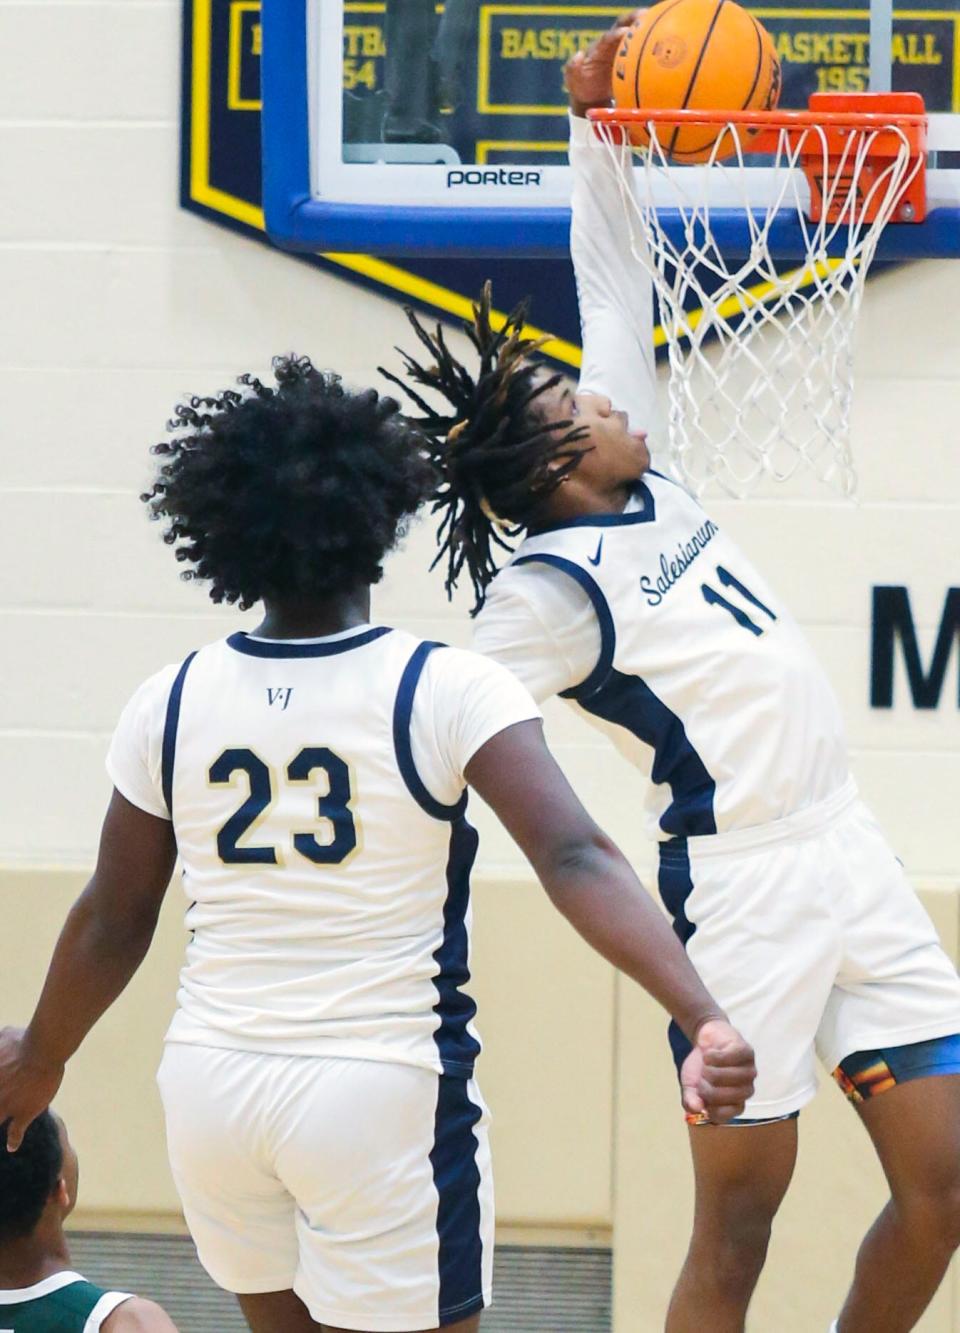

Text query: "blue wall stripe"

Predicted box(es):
[160, 651, 197, 818]
[431, 1076, 485, 1323]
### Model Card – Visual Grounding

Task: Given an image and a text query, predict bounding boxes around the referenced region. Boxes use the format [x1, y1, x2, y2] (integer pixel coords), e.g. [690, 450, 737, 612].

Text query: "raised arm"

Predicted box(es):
[466, 719, 756, 1122]
[565, 17, 663, 441]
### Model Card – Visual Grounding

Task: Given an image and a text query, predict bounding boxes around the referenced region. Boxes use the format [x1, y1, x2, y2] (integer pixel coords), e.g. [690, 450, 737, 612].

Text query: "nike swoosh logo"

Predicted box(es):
[588, 536, 604, 566]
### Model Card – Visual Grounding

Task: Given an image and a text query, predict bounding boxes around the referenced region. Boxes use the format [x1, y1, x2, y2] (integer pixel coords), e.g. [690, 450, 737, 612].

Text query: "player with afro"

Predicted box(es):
[0, 356, 753, 1333]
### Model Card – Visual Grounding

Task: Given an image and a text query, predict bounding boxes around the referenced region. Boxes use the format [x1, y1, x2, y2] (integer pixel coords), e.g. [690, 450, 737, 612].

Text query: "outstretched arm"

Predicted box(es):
[466, 720, 755, 1122]
[565, 17, 663, 442]
[0, 791, 177, 1149]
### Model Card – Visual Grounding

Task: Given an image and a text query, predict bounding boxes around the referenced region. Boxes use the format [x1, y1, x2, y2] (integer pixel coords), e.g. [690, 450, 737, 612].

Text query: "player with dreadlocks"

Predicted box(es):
[383, 286, 598, 608]
[391, 15, 960, 1333]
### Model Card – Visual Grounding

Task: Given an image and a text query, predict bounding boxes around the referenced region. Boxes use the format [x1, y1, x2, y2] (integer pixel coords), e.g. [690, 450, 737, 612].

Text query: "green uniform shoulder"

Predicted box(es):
[0, 1271, 131, 1332]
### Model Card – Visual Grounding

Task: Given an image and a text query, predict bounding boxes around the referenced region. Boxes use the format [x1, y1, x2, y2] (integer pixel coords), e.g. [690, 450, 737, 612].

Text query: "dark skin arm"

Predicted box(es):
[104, 1297, 181, 1332]
[466, 721, 756, 1122]
[0, 791, 177, 1150]
[564, 11, 642, 119]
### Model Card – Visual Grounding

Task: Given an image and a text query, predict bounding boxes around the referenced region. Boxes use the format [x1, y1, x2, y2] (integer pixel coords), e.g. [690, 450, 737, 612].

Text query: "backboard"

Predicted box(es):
[261, 0, 960, 257]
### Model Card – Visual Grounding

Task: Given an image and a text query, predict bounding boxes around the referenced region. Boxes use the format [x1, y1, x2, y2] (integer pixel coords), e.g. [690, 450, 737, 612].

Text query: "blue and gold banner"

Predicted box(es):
[182, 1, 954, 358]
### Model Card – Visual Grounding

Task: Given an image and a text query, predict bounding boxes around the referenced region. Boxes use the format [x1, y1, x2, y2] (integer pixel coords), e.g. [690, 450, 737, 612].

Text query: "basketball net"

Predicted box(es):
[590, 103, 925, 499]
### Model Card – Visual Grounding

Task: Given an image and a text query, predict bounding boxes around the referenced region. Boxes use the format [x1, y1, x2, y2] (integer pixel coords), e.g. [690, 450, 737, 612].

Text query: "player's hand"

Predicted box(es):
[0, 1027, 64, 1152]
[564, 11, 644, 117]
[679, 1019, 756, 1124]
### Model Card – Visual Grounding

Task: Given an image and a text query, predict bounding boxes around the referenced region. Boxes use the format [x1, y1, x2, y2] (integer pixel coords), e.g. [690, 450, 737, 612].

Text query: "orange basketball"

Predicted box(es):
[611, 0, 781, 163]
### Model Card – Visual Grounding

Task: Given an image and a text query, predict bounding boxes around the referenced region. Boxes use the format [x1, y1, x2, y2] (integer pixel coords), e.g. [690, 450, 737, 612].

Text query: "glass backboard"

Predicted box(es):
[261, 0, 960, 257]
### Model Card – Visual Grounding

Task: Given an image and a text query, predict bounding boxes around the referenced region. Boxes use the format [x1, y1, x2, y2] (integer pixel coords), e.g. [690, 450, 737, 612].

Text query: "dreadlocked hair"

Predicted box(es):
[381, 282, 590, 614]
[141, 356, 436, 610]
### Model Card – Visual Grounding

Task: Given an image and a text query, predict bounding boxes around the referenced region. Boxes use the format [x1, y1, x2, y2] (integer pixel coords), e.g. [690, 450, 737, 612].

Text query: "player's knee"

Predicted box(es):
[899, 1178, 960, 1253]
[926, 1185, 960, 1251]
[694, 1213, 773, 1295]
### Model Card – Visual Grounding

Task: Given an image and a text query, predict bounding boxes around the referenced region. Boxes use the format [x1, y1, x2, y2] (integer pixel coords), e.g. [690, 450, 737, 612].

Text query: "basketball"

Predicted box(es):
[611, 0, 782, 162]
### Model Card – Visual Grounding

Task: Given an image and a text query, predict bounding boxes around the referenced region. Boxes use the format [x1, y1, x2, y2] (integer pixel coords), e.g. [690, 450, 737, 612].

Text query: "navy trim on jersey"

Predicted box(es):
[514, 554, 616, 699]
[161, 651, 198, 817]
[393, 642, 468, 822]
[226, 627, 392, 658]
[431, 817, 482, 1076]
[525, 479, 657, 534]
[431, 1076, 485, 1323]
[658, 839, 698, 1074]
[577, 670, 717, 837]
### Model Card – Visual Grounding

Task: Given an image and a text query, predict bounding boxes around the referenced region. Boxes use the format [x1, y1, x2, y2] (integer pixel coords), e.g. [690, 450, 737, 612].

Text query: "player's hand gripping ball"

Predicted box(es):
[612, 0, 782, 161]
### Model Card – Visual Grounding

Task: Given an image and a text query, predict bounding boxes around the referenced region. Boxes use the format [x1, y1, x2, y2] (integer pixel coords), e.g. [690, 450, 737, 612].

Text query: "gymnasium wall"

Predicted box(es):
[2, 2, 959, 1330]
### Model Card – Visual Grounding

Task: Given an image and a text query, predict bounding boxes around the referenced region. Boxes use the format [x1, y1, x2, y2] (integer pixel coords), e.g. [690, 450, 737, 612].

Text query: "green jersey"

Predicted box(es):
[0, 1271, 131, 1332]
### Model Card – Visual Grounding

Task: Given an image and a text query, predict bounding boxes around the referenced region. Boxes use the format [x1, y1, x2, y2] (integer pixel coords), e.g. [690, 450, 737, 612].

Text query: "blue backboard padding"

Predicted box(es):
[261, 0, 312, 237]
[261, 1, 958, 261]
[265, 199, 574, 256]
[264, 196, 960, 260]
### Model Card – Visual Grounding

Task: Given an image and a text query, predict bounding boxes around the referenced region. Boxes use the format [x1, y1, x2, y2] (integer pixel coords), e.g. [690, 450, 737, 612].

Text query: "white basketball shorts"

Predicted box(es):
[658, 780, 960, 1120]
[157, 1045, 493, 1331]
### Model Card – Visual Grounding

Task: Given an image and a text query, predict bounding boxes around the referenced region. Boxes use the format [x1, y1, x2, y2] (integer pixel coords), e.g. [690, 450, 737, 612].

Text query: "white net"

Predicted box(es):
[595, 116, 922, 498]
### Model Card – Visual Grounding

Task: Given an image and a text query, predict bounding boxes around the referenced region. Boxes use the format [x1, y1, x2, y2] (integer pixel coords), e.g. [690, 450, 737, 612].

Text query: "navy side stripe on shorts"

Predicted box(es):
[658, 838, 699, 1073]
[431, 1076, 485, 1323]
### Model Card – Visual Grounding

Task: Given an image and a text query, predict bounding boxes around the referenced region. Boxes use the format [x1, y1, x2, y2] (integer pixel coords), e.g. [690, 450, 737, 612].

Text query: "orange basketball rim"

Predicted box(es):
[591, 93, 929, 226]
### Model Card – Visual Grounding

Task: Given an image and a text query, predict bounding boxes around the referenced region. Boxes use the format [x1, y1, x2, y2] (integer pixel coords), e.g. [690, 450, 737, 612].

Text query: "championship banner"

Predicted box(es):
[181, 0, 585, 366]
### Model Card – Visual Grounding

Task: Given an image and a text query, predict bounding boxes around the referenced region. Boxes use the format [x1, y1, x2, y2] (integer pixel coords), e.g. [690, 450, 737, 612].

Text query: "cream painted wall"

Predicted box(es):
[2, 3, 960, 1330]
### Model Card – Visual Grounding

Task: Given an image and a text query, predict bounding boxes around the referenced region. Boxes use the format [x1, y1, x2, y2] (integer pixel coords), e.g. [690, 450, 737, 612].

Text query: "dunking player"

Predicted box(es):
[0, 1110, 178, 1331]
[388, 17, 960, 1333]
[0, 360, 753, 1333]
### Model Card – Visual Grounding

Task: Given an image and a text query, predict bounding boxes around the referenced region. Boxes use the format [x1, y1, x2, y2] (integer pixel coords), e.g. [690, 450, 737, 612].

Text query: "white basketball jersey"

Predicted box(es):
[511, 473, 849, 839]
[158, 628, 485, 1076]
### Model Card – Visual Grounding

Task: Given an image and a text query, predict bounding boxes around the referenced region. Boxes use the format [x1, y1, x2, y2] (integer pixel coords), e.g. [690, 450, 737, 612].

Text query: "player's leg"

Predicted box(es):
[816, 799, 960, 1330]
[666, 1118, 797, 1331]
[238, 1289, 322, 1332]
[659, 825, 840, 1329]
[238, 1294, 481, 1333]
[237, 1293, 480, 1333]
[832, 1058, 960, 1330]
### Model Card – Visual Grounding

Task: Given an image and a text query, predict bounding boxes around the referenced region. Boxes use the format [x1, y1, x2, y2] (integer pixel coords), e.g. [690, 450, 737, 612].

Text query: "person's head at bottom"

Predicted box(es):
[0, 1109, 78, 1252]
[0, 1110, 179, 1330]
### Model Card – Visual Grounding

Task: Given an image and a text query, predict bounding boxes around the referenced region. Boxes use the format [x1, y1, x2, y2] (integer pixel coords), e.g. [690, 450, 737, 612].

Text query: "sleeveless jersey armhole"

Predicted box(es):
[513, 555, 617, 700]
[393, 642, 469, 822]
[160, 650, 198, 817]
[84, 1291, 134, 1333]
